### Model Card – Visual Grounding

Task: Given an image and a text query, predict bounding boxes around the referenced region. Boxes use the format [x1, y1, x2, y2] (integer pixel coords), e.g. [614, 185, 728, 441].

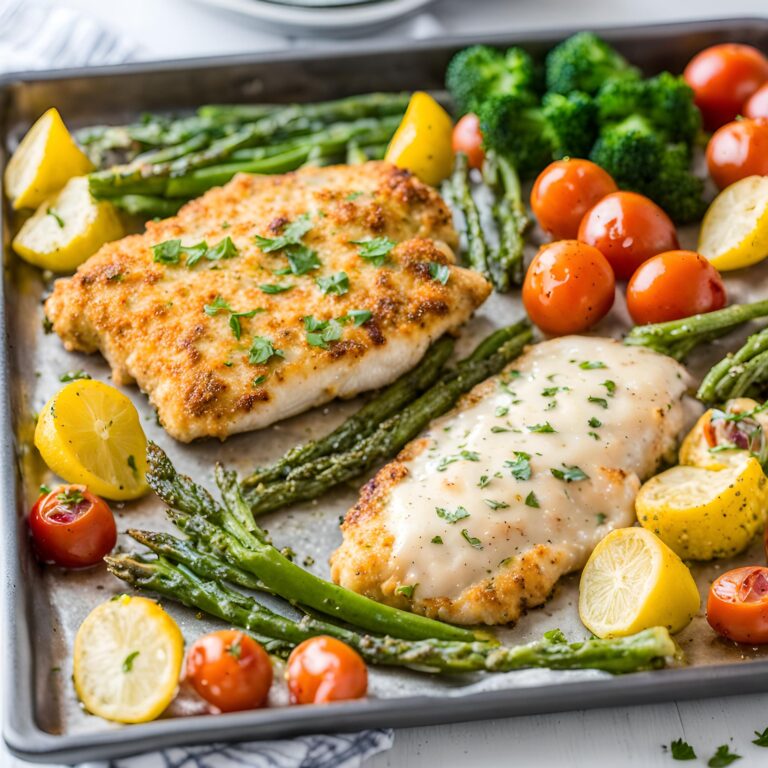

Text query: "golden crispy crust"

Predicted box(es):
[45, 163, 490, 441]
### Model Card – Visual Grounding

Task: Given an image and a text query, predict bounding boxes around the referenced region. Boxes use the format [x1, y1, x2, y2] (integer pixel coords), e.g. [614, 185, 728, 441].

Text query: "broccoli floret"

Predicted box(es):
[478, 94, 554, 178]
[589, 115, 663, 187]
[541, 91, 598, 158]
[643, 144, 707, 224]
[595, 78, 647, 123]
[446, 45, 537, 115]
[644, 72, 702, 146]
[545, 32, 640, 96]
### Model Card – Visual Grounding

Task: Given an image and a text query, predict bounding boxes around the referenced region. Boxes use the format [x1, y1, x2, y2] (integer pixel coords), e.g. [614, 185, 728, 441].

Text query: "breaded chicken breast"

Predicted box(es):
[45, 162, 490, 441]
[331, 336, 690, 626]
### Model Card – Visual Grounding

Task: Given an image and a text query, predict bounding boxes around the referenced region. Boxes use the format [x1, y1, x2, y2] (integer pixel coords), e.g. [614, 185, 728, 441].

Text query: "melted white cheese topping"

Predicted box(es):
[384, 336, 690, 600]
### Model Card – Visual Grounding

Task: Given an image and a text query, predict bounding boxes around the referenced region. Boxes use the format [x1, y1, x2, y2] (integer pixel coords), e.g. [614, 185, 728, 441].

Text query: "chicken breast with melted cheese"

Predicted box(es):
[45, 162, 490, 441]
[331, 336, 690, 626]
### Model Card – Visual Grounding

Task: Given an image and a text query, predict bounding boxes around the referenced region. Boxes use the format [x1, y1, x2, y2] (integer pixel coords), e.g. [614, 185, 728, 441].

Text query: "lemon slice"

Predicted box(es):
[636, 457, 767, 560]
[4, 108, 94, 210]
[73, 595, 184, 723]
[12, 176, 123, 272]
[34, 379, 148, 500]
[579, 528, 699, 638]
[698, 175, 768, 271]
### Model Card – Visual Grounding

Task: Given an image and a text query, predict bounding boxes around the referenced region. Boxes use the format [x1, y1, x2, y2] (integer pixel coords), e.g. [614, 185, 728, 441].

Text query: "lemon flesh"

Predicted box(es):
[73, 595, 184, 724]
[636, 457, 767, 560]
[13, 176, 123, 272]
[579, 527, 700, 638]
[34, 379, 148, 500]
[4, 108, 94, 210]
[698, 175, 768, 271]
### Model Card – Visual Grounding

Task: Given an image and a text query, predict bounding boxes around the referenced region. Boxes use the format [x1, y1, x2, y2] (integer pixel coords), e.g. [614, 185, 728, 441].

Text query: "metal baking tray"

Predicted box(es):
[3, 17, 768, 764]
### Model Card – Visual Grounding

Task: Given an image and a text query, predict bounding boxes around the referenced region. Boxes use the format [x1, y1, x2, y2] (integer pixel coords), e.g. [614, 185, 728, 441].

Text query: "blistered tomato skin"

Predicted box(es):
[626, 250, 727, 325]
[29, 485, 116, 568]
[286, 636, 368, 705]
[707, 566, 768, 644]
[185, 630, 273, 713]
[522, 240, 615, 336]
[684, 43, 768, 130]
[577, 191, 679, 281]
[530, 159, 618, 241]
[706, 117, 768, 190]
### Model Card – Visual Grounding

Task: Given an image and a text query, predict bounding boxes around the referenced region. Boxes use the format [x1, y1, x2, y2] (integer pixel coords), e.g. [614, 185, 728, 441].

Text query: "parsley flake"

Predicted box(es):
[122, 651, 140, 673]
[351, 236, 395, 266]
[588, 417, 602, 428]
[431, 535, 443, 544]
[495, 406, 509, 417]
[347, 309, 372, 326]
[437, 450, 480, 471]
[524, 491, 540, 508]
[181, 241, 209, 266]
[477, 475, 490, 488]
[602, 380, 617, 397]
[248, 336, 283, 365]
[57, 488, 85, 506]
[46, 207, 65, 228]
[461, 529, 483, 549]
[127, 455, 138, 478]
[316, 271, 349, 296]
[260, 283, 293, 294]
[588, 396, 608, 409]
[753, 727, 768, 747]
[528, 421, 556, 433]
[551, 464, 589, 482]
[670, 739, 696, 760]
[152, 239, 181, 264]
[255, 214, 312, 252]
[436, 505, 470, 524]
[707, 745, 741, 767]
[395, 584, 416, 598]
[428, 262, 450, 285]
[506, 451, 532, 481]
[484, 498, 509, 510]
[304, 316, 343, 349]
[252, 374, 268, 387]
[579, 360, 607, 370]
[59, 369, 91, 382]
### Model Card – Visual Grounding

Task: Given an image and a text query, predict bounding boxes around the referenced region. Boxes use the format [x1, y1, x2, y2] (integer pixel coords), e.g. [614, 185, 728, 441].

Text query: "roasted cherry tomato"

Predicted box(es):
[522, 240, 615, 336]
[744, 81, 768, 119]
[29, 484, 116, 568]
[626, 250, 727, 325]
[577, 191, 679, 280]
[286, 636, 367, 705]
[452, 113, 484, 170]
[185, 630, 273, 713]
[707, 566, 768, 644]
[706, 117, 768, 190]
[530, 159, 618, 241]
[684, 43, 768, 130]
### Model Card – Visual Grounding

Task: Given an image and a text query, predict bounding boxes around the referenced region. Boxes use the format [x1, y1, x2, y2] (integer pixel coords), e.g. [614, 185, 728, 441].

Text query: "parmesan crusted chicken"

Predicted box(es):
[45, 162, 490, 441]
[331, 336, 690, 626]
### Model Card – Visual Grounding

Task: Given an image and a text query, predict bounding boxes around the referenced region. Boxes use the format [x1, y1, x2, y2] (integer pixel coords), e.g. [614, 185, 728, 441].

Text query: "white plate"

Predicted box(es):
[191, 0, 438, 36]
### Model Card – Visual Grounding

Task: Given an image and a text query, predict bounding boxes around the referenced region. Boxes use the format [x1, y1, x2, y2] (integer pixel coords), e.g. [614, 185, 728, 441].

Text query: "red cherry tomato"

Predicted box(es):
[684, 43, 768, 130]
[522, 240, 615, 336]
[29, 485, 116, 568]
[286, 636, 368, 705]
[452, 113, 484, 170]
[626, 250, 727, 325]
[707, 566, 768, 644]
[530, 159, 618, 241]
[706, 117, 768, 190]
[577, 191, 679, 280]
[744, 81, 768, 119]
[186, 630, 273, 713]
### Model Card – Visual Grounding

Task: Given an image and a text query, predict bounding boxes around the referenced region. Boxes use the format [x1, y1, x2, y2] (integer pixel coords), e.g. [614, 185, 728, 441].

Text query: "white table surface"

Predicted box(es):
[5, 0, 768, 765]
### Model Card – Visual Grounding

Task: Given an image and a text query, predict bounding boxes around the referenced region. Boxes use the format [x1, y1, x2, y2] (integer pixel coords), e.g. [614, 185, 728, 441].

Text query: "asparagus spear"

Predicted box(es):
[697, 327, 768, 403]
[109, 194, 185, 218]
[242, 336, 455, 487]
[624, 300, 768, 361]
[106, 554, 676, 675]
[244, 322, 532, 515]
[145, 443, 476, 643]
[451, 152, 491, 281]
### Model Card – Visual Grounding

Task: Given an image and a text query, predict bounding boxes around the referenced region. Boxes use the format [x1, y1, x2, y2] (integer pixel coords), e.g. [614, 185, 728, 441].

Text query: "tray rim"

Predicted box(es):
[3, 15, 768, 763]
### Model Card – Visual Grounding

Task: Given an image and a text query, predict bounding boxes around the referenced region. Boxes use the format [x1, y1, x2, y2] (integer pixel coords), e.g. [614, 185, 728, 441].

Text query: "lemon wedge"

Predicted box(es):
[579, 528, 699, 638]
[12, 176, 123, 272]
[636, 457, 767, 560]
[698, 175, 768, 271]
[73, 595, 184, 723]
[4, 108, 94, 210]
[34, 379, 148, 500]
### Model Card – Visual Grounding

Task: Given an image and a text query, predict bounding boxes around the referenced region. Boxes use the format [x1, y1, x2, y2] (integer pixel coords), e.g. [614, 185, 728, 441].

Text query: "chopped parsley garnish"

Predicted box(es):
[127, 455, 138, 478]
[506, 451, 532, 481]
[477, 475, 490, 488]
[670, 739, 696, 760]
[152, 239, 181, 264]
[39, 484, 51, 495]
[203, 296, 263, 340]
[255, 214, 312, 252]
[461, 529, 483, 549]
[588, 417, 602, 428]
[429, 262, 450, 285]
[227, 638, 242, 659]
[541, 386, 569, 397]
[437, 450, 480, 471]
[491, 426, 510, 433]
[351, 236, 395, 266]
[248, 336, 283, 365]
[347, 309, 371, 326]
[59, 369, 91, 382]
[57, 488, 85, 506]
[259, 283, 293, 294]
[528, 421, 556, 433]
[284, 245, 321, 276]
[180, 241, 209, 266]
[252, 374, 268, 387]
[578, 360, 607, 370]
[122, 651, 140, 673]
[753, 727, 768, 747]
[304, 316, 343, 349]
[707, 745, 741, 767]
[153, 238, 237, 267]
[436, 505, 470, 524]
[588, 431, 601, 440]
[316, 271, 349, 296]
[524, 491, 540, 508]
[596, 512, 607, 525]
[484, 498, 509, 510]
[46, 207, 65, 228]
[346, 191, 364, 201]
[602, 380, 617, 397]
[551, 464, 589, 482]
[588, 396, 608, 409]
[395, 584, 416, 598]
[431, 535, 443, 544]
[495, 406, 509, 417]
